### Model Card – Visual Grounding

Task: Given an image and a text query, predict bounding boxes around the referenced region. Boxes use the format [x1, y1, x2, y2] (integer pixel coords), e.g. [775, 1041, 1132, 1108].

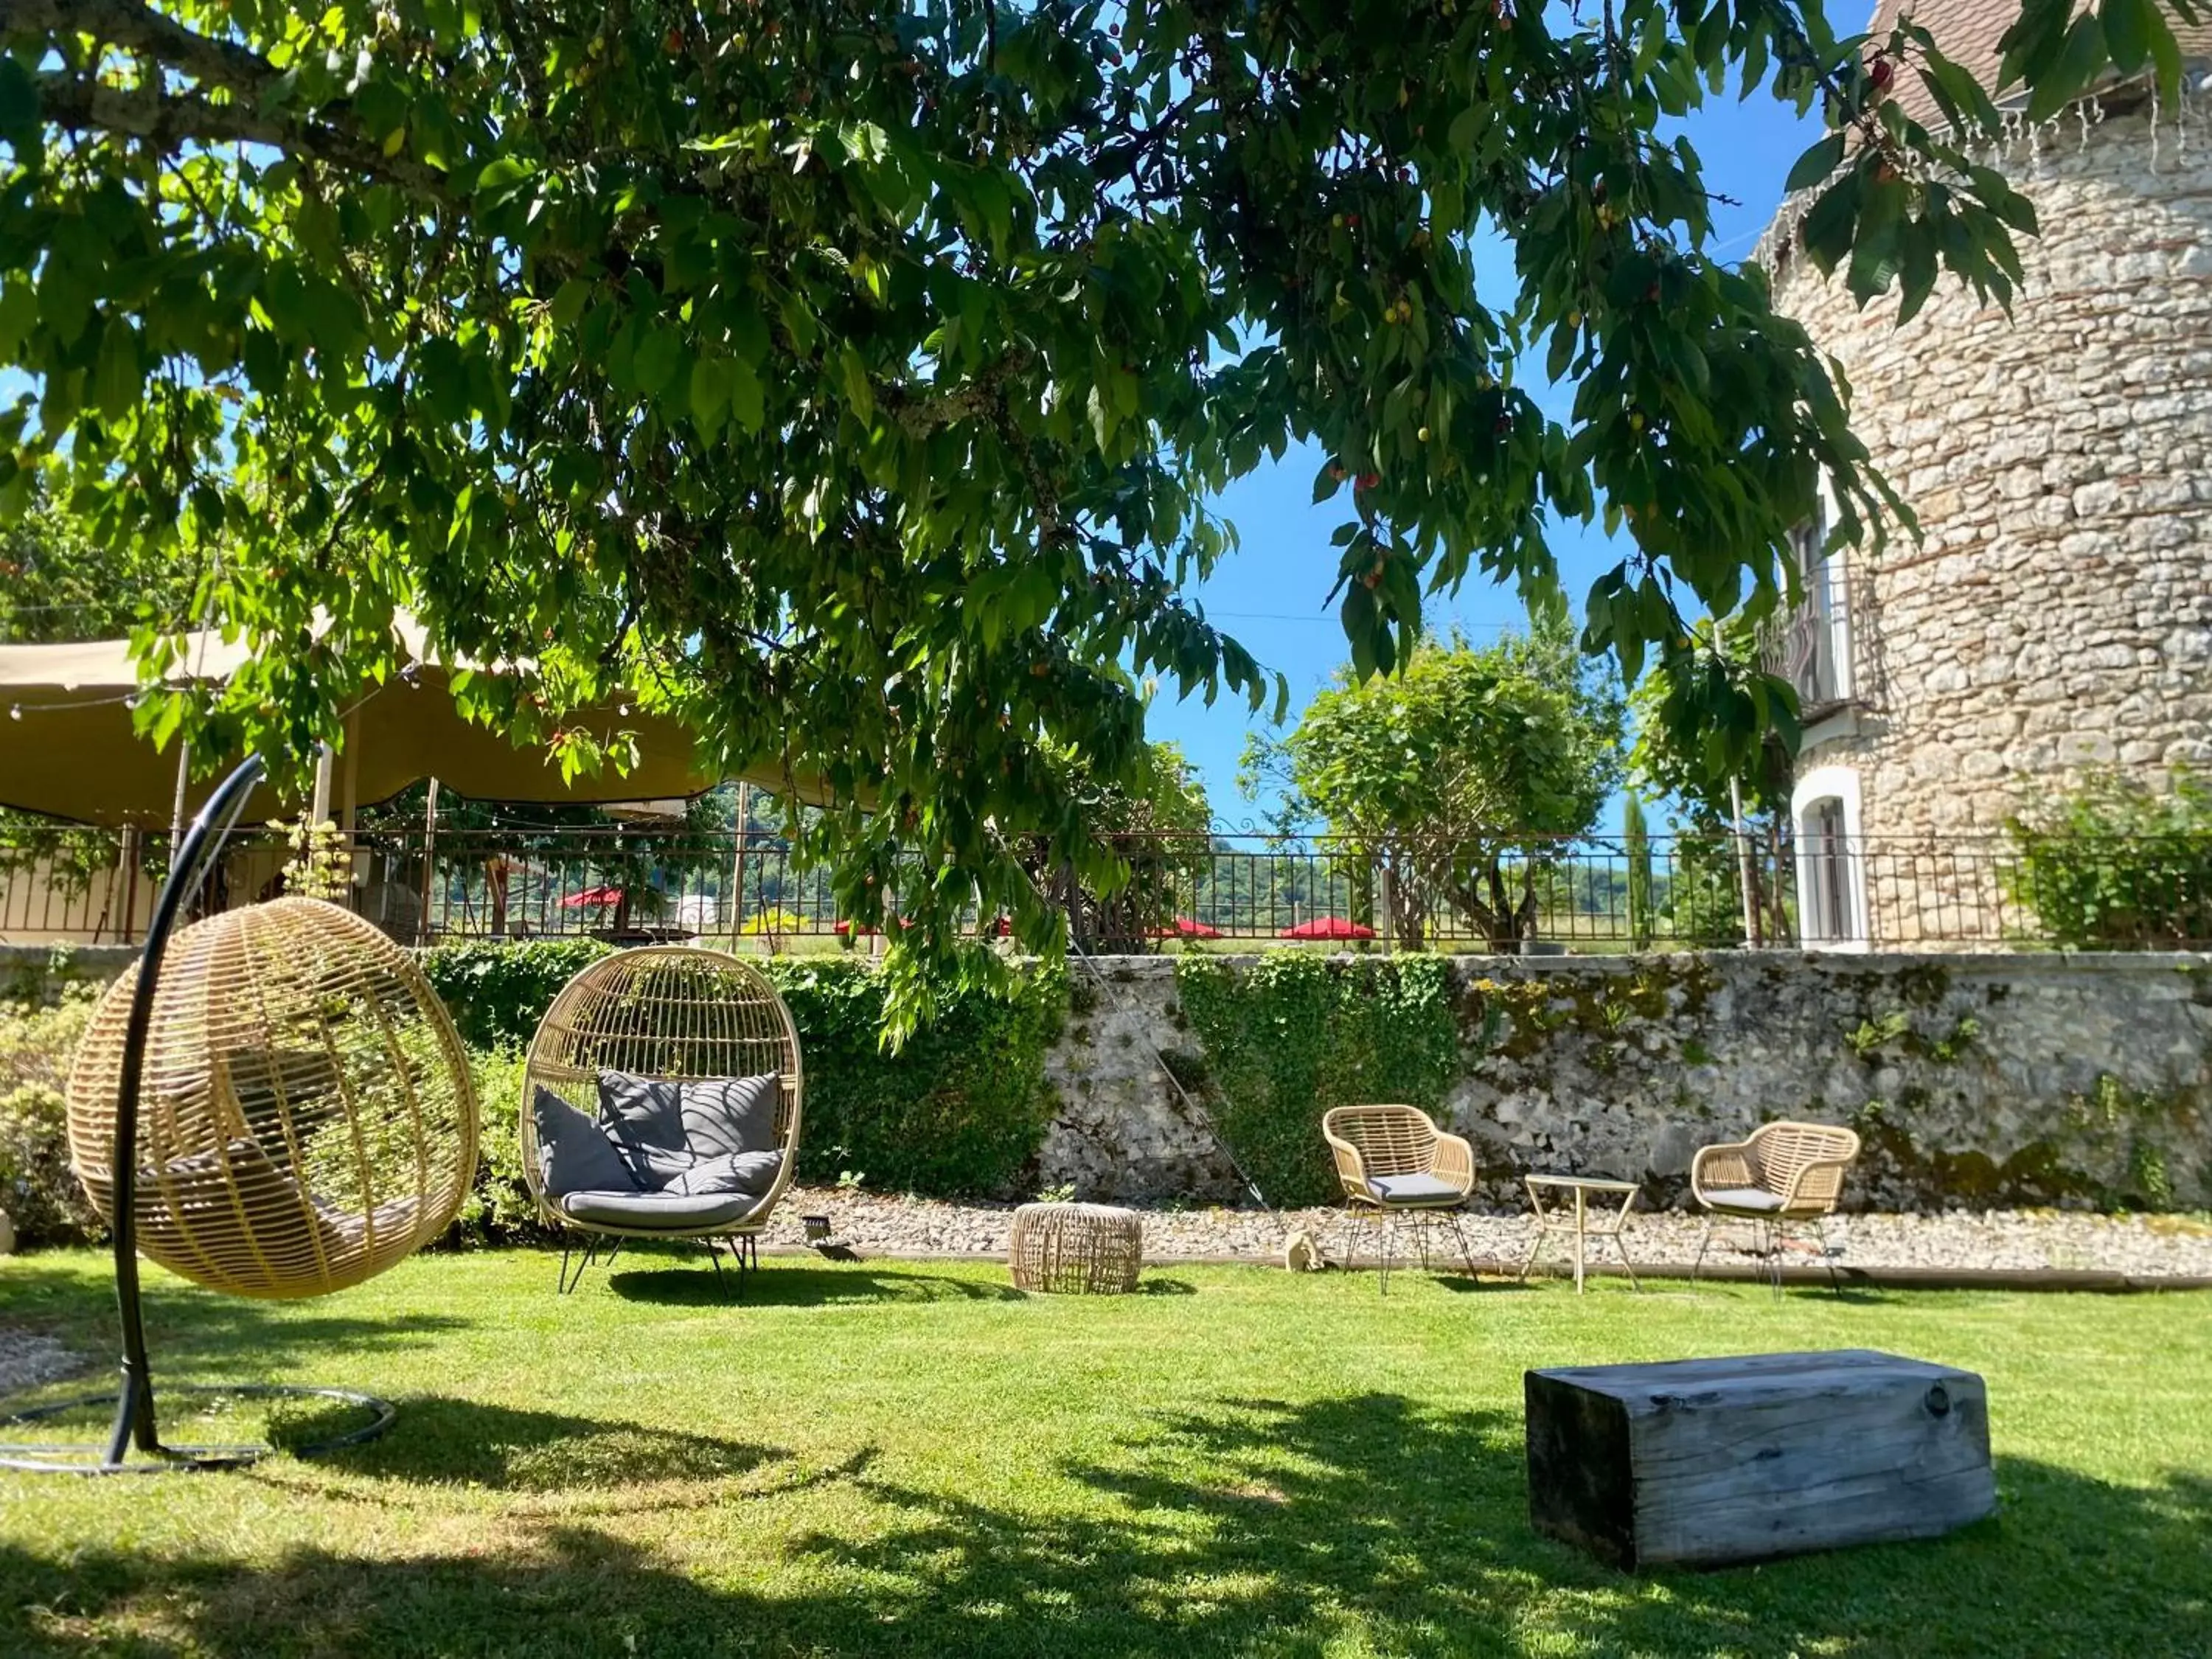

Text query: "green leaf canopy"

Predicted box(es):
[0, 0, 2121, 1009]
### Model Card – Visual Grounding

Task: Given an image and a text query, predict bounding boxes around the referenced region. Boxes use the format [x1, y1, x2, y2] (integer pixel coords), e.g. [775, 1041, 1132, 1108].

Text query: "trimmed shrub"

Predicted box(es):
[440, 1046, 552, 1248]
[765, 957, 1068, 1198]
[417, 938, 614, 1048]
[2005, 770, 2212, 949]
[0, 982, 105, 1244]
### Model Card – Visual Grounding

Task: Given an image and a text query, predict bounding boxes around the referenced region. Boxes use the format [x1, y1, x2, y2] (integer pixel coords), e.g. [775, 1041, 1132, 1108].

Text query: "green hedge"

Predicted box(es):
[1174, 953, 1462, 1207]
[0, 984, 104, 1245]
[762, 958, 1068, 1197]
[417, 939, 616, 1048]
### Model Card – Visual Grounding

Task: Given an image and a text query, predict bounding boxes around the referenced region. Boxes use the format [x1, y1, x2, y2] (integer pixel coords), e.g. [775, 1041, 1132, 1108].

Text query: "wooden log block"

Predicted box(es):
[1526, 1349, 1996, 1570]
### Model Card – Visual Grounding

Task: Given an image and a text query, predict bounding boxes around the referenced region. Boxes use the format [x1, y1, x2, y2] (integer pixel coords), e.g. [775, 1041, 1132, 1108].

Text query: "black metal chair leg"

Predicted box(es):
[1444, 1209, 1478, 1279]
[559, 1239, 600, 1295]
[704, 1239, 727, 1300]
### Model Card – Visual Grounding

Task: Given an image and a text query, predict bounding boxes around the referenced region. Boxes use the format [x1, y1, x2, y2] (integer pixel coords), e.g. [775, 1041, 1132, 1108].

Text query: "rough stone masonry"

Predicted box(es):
[1761, 91, 2212, 877]
[1037, 953, 2212, 1213]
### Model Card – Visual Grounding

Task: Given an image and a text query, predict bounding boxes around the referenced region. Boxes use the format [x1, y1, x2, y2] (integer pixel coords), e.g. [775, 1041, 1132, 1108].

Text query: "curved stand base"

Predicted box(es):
[0, 1382, 394, 1475]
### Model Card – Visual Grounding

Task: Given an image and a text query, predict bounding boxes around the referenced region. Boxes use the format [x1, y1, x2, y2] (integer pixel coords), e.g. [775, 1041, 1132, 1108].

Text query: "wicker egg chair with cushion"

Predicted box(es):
[1691, 1119, 1862, 1294]
[1321, 1103, 1478, 1293]
[521, 946, 802, 1295]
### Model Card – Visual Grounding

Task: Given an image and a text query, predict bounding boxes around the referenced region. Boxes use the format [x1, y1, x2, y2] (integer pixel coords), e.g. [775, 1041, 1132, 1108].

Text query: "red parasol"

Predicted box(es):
[1147, 917, 1223, 939]
[1279, 916, 1376, 940]
[560, 886, 626, 908]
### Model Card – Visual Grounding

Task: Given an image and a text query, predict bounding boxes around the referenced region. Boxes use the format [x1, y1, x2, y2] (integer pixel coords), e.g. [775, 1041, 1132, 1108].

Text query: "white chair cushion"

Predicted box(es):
[1367, 1172, 1464, 1205]
[1701, 1187, 1787, 1214]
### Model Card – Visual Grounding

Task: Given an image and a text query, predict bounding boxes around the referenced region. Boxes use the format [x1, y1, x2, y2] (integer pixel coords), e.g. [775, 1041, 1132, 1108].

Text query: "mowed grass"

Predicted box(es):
[1, 1248, 2207, 1658]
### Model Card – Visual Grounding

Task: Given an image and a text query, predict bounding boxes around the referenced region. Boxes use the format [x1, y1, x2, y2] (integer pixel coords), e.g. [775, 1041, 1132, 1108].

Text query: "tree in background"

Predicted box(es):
[0, 0, 2148, 1023]
[1627, 618, 1798, 945]
[1243, 622, 1623, 950]
[0, 476, 202, 645]
[1622, 790, 1655, 953]
[1027, 740, 1211, 953]
[0, 478, 205, 900]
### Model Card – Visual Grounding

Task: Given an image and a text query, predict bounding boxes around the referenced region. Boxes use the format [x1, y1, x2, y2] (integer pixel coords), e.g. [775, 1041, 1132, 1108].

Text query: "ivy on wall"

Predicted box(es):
[763, 957, 1068, 1198]
[1173, 953, 1462, 1207]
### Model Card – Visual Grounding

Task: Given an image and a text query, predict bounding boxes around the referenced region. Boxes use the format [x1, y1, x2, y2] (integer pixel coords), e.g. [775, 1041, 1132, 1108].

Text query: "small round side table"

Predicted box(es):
[1518, 1174, 1642, 1293]
[1008, 1202, 1144, 1295]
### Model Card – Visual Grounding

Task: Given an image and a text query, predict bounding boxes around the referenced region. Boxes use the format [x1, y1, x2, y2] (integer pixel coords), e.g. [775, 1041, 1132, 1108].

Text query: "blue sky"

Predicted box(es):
[1150, 86, 1825, 823]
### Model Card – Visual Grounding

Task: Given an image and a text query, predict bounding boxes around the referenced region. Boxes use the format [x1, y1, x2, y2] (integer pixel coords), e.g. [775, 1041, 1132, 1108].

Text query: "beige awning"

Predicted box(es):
[0, 622, 835, 826]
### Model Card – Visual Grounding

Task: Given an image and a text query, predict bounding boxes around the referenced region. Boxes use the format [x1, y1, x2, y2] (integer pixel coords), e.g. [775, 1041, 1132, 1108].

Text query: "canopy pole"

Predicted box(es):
[310, 742, 334, 827]
[338, 709, 361, 835]
[167, 742, 190, 867]
[415, 779, 440, 947]
[729, 782, 753, 945]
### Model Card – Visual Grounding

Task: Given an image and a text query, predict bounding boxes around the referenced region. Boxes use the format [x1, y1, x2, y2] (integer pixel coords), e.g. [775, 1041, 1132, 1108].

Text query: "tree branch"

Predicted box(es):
[28, 74, 451, 196]
[1, 0, 268, 94]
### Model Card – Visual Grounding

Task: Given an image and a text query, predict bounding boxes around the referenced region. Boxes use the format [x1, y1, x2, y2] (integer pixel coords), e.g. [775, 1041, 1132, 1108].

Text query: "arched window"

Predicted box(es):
[1792, 766, 1868, 947]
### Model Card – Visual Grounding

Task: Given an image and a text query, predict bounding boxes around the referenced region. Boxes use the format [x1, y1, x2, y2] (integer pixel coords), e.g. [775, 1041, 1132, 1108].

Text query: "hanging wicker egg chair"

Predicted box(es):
[67, 897, 480, 1299]
[521, 946, 802, 1293]
[1, 754, 480, 1475]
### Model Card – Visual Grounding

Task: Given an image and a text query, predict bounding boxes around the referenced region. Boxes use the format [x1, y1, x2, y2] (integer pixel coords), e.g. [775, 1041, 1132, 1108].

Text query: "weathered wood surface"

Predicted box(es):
[1526, 1349, 1996, 1570]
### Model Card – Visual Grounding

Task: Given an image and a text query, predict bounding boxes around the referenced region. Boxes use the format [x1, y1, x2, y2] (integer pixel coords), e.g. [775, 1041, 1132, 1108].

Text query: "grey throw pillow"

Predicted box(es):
[662, 1150, 783, 1198]
[679, 1074, 782, 1158]
[622, 1144, 700, 1192]
[597, 1069, 686, 1183]
[535, 1085, 639, 1197]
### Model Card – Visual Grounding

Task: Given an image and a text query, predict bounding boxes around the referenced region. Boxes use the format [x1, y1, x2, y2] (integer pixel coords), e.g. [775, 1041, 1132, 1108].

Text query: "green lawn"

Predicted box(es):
[2, 1249, 2207, 1658]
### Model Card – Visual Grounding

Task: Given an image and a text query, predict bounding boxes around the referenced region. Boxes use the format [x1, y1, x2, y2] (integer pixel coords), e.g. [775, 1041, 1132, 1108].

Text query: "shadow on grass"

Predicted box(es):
[293, 1397, 785, 1493]
[600, 1259, 1024, 1307]
[6, 1388, 2208, 1657]
[0, 1258, 470, 1400]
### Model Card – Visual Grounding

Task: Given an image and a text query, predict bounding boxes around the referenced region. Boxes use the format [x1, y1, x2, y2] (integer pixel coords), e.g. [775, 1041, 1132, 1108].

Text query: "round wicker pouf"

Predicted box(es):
[1008, 1202, 1143, 1295]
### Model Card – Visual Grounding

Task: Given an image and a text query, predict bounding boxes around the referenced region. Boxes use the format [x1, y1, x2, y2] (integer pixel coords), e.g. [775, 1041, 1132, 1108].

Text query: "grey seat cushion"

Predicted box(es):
[661, 1150, 782, 1198]
[1367, 1172, 1464, 1205]
[557, 1188, 766, 1230]
[1701, 1186, 1787, 1214]
[680, 1074, 781, 1158]
[535, 1086, 640, 1197]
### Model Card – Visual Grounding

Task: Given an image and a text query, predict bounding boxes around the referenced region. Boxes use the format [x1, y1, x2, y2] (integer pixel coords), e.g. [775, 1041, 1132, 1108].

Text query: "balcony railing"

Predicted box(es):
[1762, 581, 1854, 719]
[7, 822, 2208, 954]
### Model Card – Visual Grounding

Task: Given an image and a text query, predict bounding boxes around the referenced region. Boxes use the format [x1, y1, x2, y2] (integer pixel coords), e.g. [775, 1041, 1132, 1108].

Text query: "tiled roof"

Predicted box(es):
[1866, 0, 2212, 126]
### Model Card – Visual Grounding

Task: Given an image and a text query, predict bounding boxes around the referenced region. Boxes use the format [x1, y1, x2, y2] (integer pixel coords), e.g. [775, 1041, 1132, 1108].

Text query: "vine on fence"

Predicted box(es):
[1173, 953, 1461, 1207]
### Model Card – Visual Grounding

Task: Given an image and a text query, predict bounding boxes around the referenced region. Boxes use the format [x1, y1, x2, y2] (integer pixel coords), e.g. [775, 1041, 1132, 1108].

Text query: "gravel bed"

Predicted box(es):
[761, 1189, 2212, 1280]
[0, 1329, 88, 1397]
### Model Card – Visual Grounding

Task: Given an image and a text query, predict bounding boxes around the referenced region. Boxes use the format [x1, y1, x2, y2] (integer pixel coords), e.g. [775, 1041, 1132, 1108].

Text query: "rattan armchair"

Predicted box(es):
[1321, 1104, 1478, 1292]
[1691, 1120, 1861, 1294]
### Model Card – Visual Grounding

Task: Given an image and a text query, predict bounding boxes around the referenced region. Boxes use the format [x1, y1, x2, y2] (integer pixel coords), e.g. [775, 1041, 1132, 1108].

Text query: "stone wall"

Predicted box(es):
[1761, 91, 2212, 938]
[1038, 953, 2212, 1212]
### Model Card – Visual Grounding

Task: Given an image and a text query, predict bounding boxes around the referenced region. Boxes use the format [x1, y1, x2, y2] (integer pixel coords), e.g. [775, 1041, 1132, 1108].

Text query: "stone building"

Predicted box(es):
[1757, 0, 2212, 946]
